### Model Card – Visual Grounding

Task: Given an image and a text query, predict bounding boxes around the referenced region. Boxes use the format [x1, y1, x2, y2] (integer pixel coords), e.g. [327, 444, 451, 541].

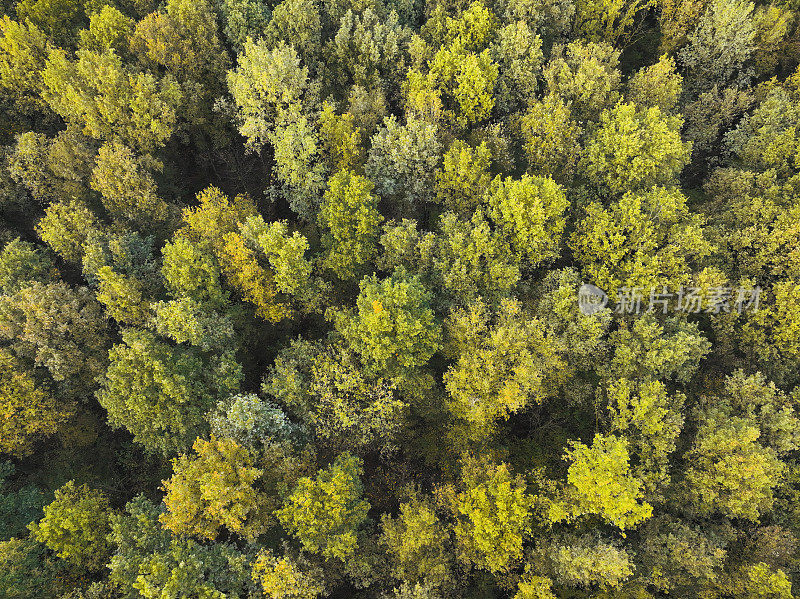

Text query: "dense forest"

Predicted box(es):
[1, 0, 800, 596]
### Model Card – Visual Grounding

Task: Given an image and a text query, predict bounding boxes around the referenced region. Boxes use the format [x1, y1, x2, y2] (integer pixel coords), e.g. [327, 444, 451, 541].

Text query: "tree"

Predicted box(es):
[29, 481, 112, 571]
[131, 0, 230, 136]
[534, 534, 634, 589]
[443, 299, 565, 433]
[277, 453, 370, 561]
[252, 549, 326, 599]
[571, 187, 711, 295]
[96, 328, 242, 454]
[160, 436, 269, 541]
[134, 538, 255, 598]
[209, 393, 302, 451]
[0, 537, 65, 599]
[131, 0, 229, 85]
[0, 349, 72, 457]
[161, 237, 228, 307]
[606, 379, 685, 497]
[678, 0, 756, 94]
[90, 142, 169, 226]
[434, 140, 492, 214]
[429, 210, 521, 306]
[78, 5, 135, 54]
[227, 40, 310, 152]
[724, 88, 800, 178]
[381, 493, 454, 590]
[581, 102, 691, 194]
[602, 315, 711, 384]
[543, 40, 621, 120]
[639, 516, 727, 595]
[326, 8, 410, 93]
[319, 169, 383, 279]
[217, 0, 271, 53]
[573, 0, 653, 43]
[263, 0, 322, 64]
[519, 94, 582, 180]
[0, 17, 50, 115]
[365, 116, 441, 215]
[684, 412, 784, 521]
[626, 54, 682, 112]
[485, 173, 568, 267]
[42, 48, 183, 152]
[449, 458, 533, 573]
[264, 339, 406, 452]
[95, 265, 152, 326]
[514, 571, 557, 599]
[490, 21, 542, 113]
[36, 199, 103, 264]
[15, 0, 84, 46]
[0, 282, 110, 395]
[318, 104, 365, 172]
[556, 433, 653, 530]
[0, 238, 57, 293]
[0, 461, 48, 540]
[8, 128, 96, 205]
[335, 269, 441, 374]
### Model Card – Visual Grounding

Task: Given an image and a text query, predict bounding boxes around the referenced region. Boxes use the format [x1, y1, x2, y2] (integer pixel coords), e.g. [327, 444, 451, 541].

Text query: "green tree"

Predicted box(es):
[218, 0, 271, 52]
[252, 549, 326, 599]
[0, 349, 72, 457]
[319, 169, 383, 279]
[0, 282, 110, 395]
[543, 40, 621, 120]
[443, 299, 565, 433]
[96, 328, 242, 454]
[678, 0, 756, 94]
[36, 200, 103, 263]
[42, 48, 183, 152]
[556, 433, 653, 530]
[381, 493, 454, 590]
[534, 534, 634, 589]
[365, 116, 441, 214]
[0, 17, 50, 115]
[485, 173, 568, 267]
[277, 453, 370, 561]
[519, 94, 582, 180]
[160, 436, 269, 541]
[490, 21, 542, 113]
[573, 0, 653, 43]
[684, 412, 784, 521]
[627, 54, 682, 112]
[0, 537, 65, 599]
[449, 458, 533, 573]
[571, 187, 711, 295]
[336, 269, 441, 373]
[263, 0, 322, 64]
[0, 239, 57, 293]
[78, 5, 135, 54]
[264, 340, 406, 452]
[29, 481, 112, 571]
[90, 141, 169, 226]
[581, 102, 691, 193]
[227, 40, 310, 152]
[15, 0, 83, 45]
[434, 139, 492, 214]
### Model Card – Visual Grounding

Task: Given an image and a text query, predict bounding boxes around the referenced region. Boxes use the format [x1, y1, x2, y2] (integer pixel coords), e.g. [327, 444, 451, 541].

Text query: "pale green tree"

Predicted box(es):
[29, 481, 112, 571]
[277, 453, 370, 561]
[449, 458, 533, 573]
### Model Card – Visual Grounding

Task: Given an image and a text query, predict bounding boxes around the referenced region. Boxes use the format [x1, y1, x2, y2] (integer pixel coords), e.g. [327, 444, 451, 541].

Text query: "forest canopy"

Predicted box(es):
[1, 0, 800, 596]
